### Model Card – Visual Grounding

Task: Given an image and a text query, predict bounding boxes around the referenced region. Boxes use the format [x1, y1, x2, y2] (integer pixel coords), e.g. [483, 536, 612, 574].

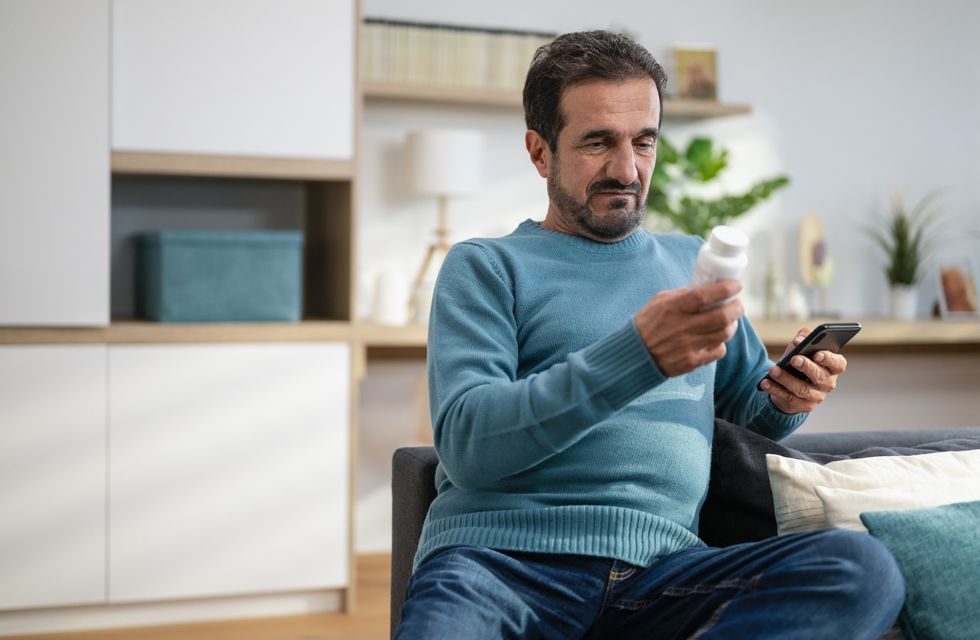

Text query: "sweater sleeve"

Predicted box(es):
[713, 316, 808, 441]
[427, 242, 667, 490]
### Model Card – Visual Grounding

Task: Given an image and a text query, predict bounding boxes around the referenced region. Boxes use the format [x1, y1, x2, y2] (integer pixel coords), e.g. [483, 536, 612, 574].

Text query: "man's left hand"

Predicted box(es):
[760, 328, 848, 414]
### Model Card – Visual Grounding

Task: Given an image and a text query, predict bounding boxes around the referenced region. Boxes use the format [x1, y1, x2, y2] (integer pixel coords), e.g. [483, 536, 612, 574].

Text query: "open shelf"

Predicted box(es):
[112, 151, 356, 181]
[363, 81, 752, 119]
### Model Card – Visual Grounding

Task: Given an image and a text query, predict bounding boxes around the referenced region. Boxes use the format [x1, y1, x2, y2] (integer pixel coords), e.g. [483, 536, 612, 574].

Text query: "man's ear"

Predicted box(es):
[525, 130, 551, 179]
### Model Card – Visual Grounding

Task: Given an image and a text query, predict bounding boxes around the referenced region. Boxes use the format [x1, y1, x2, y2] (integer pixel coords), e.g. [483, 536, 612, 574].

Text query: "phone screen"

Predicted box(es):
[760, 322, 862, 388]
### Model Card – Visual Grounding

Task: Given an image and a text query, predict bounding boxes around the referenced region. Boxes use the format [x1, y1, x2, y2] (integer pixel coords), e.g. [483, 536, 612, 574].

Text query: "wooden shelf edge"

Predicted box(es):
[363, 81, 752, 118]
[363, 81, 521, 108]
[112, 151, 356, 181]
[353, 322, 428, 347]
[0, 321, 355, 345]
[4, 319, 977, 350]
[754, 318, 980, 350]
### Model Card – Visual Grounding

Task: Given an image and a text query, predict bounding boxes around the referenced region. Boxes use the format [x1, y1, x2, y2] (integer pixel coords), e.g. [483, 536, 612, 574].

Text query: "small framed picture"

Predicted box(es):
[673, 46, 718, 100]
[937, 259, 979, 318]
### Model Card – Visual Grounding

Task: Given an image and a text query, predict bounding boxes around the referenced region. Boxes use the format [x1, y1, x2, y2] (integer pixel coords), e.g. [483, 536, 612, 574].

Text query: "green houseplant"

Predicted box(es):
[863, 191, 942, 319]
[646, 136, 789, 238]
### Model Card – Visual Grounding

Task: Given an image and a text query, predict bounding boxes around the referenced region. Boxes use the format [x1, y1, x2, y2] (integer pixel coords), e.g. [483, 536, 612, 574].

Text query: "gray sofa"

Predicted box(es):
[390, 421, 980, 638]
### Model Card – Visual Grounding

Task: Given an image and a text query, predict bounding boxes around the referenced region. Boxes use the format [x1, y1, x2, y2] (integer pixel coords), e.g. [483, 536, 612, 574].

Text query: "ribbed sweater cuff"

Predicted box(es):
[751, 398, 808, 441]
[582, 320, 667, 410]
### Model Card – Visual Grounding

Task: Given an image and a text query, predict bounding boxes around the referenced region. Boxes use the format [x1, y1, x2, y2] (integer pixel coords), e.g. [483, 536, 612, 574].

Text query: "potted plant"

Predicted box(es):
[645, 136, 789, 239]
[863, 191, 942, 320]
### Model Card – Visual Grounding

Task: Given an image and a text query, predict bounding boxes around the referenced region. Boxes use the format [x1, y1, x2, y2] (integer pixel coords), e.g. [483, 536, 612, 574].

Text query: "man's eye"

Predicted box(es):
[586, 142, 605, 150]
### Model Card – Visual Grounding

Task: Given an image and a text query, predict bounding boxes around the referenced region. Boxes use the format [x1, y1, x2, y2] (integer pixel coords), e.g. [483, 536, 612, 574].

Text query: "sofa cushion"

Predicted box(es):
[861, 500, 980, 640]
[766, 449, 980, 534]
[699, 420, 980, 547]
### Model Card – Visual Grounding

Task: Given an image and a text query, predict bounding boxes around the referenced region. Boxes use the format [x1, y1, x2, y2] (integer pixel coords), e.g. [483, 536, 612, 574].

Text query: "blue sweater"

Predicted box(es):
[417, 220, 806, 568]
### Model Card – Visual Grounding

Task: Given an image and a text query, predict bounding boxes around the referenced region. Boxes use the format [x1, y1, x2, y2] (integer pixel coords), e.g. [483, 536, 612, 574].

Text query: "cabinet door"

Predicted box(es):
[0, 1, 109, 326]
[0, 346, 107, 610]
[108, 343, 350, 602]
[112, 0, 355, 159]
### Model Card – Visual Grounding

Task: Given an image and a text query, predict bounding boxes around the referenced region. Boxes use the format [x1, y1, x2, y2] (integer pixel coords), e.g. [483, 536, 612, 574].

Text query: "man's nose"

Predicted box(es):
[605, 146, 639, 185]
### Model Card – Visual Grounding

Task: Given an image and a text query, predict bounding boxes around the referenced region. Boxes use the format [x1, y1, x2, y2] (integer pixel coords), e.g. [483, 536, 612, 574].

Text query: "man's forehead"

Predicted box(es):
[559, 77, 661, 135]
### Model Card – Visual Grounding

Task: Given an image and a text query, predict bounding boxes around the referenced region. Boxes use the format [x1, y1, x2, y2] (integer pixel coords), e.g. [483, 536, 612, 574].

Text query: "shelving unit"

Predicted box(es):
[112, 151, 356, 181]
[363, 80, 752, 118]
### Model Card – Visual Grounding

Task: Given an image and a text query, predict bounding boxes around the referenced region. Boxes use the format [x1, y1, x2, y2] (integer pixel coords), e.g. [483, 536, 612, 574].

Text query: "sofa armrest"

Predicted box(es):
[391, 446, 439, 637]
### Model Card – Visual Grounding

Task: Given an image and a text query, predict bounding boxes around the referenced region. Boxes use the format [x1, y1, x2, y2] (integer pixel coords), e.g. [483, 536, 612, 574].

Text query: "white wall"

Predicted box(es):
[359, 0, 980, 319]
[354, 1, 980, 552]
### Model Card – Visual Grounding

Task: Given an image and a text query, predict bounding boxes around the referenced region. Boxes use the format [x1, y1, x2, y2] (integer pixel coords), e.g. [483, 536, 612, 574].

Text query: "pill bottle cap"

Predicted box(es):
[708, 225, 748, 257]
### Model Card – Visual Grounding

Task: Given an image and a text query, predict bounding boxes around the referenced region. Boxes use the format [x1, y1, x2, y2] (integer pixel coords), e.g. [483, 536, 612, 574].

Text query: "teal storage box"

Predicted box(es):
[136, 230, 303, 322]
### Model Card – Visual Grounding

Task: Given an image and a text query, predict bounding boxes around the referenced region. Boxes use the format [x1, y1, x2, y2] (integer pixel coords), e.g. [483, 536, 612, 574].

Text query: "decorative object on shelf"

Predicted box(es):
[937, 258, 979, 319]
[406, 129, 484, 323]
[136, 230, 303, 323]
[764, 260, 785, 320]
[646, 136, 789, 239]
[673, 45, 718, 100]
[361, 19, 555, 92]
[799, 213, 838, 318]
[863, 191, 942, 320]
[371, 269, 410, 326]
[786, 282, 810, 321]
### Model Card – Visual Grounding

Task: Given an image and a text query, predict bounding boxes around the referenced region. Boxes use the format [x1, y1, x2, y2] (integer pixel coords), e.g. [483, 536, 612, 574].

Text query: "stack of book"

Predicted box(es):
[361, 19, 556, 92]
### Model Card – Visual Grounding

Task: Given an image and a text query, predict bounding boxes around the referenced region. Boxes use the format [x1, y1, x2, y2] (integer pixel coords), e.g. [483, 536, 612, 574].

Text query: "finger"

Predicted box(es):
[768, 364, 819, 402]
[697, 321, 740, 349]
[681, 280, 742, 313]
[813, 350, 847, 375]
[786, 355, 831, 388]
[688, 300, 744, 336]
[781, 327, 812, 358]
[758, 376, 798, 406]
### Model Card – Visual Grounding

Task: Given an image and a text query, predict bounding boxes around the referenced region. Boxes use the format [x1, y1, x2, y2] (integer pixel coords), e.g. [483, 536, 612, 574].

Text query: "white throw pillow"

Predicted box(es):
[766, 449, 980, 535]
[814, 483, 980, 532]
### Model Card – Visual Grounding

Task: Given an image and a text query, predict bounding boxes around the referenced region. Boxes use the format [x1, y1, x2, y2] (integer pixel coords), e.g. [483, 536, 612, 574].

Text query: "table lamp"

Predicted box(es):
[406, 129, 484, 322]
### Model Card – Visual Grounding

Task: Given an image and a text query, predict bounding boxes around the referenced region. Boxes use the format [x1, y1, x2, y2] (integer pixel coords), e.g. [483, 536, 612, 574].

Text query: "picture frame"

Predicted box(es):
[937, 258, 979, 319]
[673, 46, 718, 100]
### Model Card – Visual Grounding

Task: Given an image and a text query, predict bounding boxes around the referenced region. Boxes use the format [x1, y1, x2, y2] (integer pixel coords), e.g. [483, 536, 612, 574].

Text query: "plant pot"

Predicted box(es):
[889, 285, 918, 320]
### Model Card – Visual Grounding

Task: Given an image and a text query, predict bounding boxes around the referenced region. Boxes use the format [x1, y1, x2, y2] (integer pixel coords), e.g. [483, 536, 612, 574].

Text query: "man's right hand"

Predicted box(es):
[634, 280, 744, 378]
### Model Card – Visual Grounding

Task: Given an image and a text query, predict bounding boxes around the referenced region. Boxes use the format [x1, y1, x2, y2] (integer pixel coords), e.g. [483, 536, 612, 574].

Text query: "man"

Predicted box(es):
[396, 30, 903, 639]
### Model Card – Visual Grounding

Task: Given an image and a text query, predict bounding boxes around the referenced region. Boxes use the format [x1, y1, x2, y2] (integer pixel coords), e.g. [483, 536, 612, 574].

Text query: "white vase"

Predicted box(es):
[889, 285, 917, 320]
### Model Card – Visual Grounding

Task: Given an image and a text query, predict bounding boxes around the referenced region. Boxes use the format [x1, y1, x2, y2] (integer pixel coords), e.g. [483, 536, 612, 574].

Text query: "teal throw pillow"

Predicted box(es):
[860, 499, 980, 640]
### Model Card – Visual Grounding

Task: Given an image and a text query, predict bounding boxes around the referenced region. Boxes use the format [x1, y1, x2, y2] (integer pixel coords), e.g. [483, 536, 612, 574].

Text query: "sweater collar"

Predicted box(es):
[518, 219, 651, 254]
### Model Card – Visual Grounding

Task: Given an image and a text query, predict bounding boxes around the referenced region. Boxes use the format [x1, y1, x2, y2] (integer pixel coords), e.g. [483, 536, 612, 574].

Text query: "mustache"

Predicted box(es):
[588, 180, 642, 197]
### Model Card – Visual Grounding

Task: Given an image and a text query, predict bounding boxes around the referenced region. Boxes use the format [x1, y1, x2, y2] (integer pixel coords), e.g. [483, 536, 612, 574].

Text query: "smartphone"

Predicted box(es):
[759, 322, 862, 389]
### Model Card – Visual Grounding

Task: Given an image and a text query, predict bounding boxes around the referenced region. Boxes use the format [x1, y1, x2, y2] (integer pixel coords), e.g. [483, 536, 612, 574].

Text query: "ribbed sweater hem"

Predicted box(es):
[413, 505, 706, 570]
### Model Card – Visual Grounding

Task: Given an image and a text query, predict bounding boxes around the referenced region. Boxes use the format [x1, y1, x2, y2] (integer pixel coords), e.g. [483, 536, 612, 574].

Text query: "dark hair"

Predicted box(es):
[523, 30, 667, 152]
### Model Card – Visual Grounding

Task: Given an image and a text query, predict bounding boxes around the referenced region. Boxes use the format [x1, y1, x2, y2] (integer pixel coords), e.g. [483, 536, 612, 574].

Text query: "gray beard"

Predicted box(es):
[546, 167, 647, 242]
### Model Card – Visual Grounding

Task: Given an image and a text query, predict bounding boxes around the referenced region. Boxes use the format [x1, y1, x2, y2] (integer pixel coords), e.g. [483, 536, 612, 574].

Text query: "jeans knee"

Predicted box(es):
[814, 529, 905, 612]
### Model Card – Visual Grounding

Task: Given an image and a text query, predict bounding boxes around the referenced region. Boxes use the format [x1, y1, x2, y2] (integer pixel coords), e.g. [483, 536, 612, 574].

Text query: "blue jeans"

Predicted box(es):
[396, 529, 904, 639]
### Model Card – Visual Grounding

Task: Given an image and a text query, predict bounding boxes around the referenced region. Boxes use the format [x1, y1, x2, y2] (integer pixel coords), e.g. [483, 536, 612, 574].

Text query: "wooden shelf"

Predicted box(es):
[353, 322, 429, 347]
[349, 318, 980, 352]
[112, 151, 356, 181]
[0, 320, 354, 345]
[756, 318, 980, 352]
[363, 81, 752, 119]
[5, 318, 978, 353]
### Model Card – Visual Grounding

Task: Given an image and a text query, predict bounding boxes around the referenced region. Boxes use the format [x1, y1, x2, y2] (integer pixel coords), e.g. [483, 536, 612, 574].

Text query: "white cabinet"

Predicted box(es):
[108, 343, 350, 602]
[0, 346, 108, 610]
[0, 1, 109, 326]
[112, 0, 356, 159]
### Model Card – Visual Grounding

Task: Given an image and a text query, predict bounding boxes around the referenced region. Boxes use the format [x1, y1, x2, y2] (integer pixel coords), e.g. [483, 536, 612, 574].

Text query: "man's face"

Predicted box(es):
[534, 77, 661, 242]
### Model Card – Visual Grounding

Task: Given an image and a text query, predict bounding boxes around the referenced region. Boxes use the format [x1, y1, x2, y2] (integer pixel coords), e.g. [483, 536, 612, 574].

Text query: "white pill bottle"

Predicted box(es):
[689, 226, 748, 300]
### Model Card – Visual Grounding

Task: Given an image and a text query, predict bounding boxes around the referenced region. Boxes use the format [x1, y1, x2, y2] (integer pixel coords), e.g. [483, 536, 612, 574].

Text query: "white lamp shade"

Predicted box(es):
[407, 129, 484, 197]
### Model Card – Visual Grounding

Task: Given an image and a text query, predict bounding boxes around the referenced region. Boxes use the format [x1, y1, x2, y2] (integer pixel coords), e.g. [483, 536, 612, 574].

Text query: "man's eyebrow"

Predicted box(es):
[578, 129, 614, 141]
[578, 127, 659, 141]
